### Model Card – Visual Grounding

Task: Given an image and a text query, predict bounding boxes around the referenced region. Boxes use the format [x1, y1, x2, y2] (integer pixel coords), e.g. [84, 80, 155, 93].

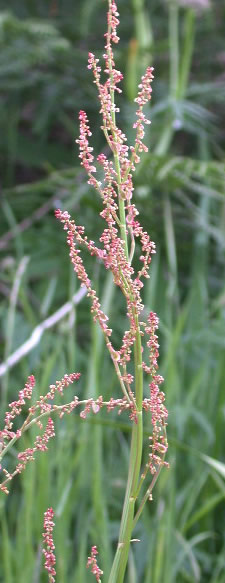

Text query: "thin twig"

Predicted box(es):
[0, 286, 87, 377]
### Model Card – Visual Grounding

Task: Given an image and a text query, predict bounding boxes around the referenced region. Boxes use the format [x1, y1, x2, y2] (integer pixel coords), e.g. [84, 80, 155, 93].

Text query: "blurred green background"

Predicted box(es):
[0, 0, 225, 581]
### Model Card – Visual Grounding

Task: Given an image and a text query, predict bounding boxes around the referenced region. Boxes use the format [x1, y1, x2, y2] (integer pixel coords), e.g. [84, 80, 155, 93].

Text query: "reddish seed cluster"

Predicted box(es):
[42, 372, 81, 401]
[55, 207, 147, 405]
[0, 373, 81, 494]
[0, 418, 55, 494]
[104, 1, 122, 96]
[55, 210, 114, 348]
[55, 194, 155, 389]
[75, 111, 99, 189]
[43, 507, 56, 583]
[87, 546, 103, 583]
[107, 0, 120, 44]
[0, 375, 35, 442]
[0, 376, 142, 495]
[143, 312, 168, 474]
[80, 397, 103, 419]
[86, 0, 153, 170]
[133, 66, 154, 154]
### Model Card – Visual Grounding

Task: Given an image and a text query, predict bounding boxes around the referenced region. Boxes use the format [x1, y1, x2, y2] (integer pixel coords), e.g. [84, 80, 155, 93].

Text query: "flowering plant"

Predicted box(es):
[0, 1, 168, 581]
[55, 1, 168, 581]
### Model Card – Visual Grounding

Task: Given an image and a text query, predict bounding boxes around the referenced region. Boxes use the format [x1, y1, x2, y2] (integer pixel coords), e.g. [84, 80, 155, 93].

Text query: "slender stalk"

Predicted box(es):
[169, 0, 179, 99]
[133, 469, 161, 529]
[177, 9, 195, 99]
[109, 88, 129, 260]
[155, 1, 179, 156]
[108, 85, 144, 583]
[134, 453, 167, 531]
[155, 3, 195, 157]
[108, 323, 143, 582]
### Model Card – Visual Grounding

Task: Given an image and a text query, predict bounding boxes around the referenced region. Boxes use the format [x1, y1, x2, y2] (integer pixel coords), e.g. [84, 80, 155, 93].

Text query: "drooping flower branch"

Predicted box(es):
[0, 371, 154, 495]
[0, 373, 80, 494]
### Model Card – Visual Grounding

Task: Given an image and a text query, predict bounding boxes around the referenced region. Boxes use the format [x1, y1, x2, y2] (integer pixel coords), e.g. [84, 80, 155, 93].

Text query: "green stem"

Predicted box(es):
[155, 1, 179, 157]
[169, 0, 179, 99]
[177, 9, 195, 100]
[155, 4, 195, 157]
[108, 414, 143, 583]
[110, 101, 129, 259]
[106, 9, 145, 578]
[154, 125, 174, 157]
[108, 124, 144, 583]
[133, 462, 164, 530]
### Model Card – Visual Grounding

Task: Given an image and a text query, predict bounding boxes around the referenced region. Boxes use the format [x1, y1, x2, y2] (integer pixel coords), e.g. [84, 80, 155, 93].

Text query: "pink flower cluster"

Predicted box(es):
[133, 66, 154, 155]
[0, 367, 150, 495]
[87, 546, 103, 583]
[43, 507, 56, 582]
[55, 206, 155, 406]
[0, 375, 35, 442]
[86, 0, 153, 170]
[0, 373, 81, 494]
[76, 111, 98, 185]
[106, 0, 120, 44]
[29, 372, 81, 415]
[142, 312, 168, 474]
[79, 395, 138, 422]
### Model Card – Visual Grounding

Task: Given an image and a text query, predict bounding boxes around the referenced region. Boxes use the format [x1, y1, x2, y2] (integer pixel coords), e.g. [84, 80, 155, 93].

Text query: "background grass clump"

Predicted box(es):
[0, 0, 225, 581]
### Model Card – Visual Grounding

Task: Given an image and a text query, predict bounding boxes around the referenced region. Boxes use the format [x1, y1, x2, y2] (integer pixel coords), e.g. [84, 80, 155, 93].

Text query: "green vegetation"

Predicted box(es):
[0, 0, 225, 581]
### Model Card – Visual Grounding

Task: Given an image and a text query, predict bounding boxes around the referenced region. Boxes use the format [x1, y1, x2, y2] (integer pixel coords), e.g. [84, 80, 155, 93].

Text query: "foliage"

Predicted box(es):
[0, 0, 225, 582]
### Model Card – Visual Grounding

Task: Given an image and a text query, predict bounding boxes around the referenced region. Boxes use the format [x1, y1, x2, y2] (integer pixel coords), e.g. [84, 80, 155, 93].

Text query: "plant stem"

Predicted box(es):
[177, 9, 195, 100]
[133, 461, 164, 530]
[169, 0, 179, 99]
[108, 412, 142, 583]
[108, 129, 144, 583]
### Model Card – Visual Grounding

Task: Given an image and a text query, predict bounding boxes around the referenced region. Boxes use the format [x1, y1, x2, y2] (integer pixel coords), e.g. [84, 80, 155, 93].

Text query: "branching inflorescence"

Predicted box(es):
[0, 2, 168, 582]
[55, 1, 168, 582]
[0, 373, 145, 495]
[0, 373, 80, 494]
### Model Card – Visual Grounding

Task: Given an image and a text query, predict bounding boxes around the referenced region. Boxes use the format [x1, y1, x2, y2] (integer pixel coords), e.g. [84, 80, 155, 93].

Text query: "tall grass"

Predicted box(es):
[0, 0, 225, 581]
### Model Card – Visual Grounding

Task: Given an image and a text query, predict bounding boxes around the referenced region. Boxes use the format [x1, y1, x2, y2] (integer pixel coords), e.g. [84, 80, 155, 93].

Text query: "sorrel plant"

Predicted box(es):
[0, 1, 168, 581]
[56, 0, 168, 580]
